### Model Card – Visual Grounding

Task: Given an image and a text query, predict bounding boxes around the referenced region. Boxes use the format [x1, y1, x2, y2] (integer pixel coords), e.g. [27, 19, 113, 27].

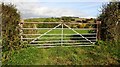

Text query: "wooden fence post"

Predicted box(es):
[97, 21, 101, 40]
[20, 19, 24, 42]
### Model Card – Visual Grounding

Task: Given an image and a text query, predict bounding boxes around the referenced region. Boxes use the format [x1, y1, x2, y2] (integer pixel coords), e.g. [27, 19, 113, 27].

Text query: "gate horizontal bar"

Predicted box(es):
[28, 43, 95, 47]
[27, 43, 92, 45]
[22, 28, 97, 30]
[41, 37, 96, 38]
[33, 37, 96, 39]
[22, 33, 97, 36]
[22, 37, 96, 39]
[28, 44, 95, 46]
[28, 44, 60, 46]
[25, 40, 96, 42]
[20, 22, 62, 24]
[40, 40, 95, 42]
[43, 37, 96, 38]
[20, 22, 98, 24]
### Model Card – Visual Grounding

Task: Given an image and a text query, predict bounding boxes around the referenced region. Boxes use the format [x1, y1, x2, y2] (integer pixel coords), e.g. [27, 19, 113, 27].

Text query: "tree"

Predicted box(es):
[1, 3, 21, 52]
[61, 16, 72, 22]
[98, 2, 120, 41]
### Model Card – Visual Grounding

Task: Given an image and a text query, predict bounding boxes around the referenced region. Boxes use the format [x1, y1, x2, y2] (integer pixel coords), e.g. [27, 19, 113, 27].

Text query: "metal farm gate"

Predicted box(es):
[19, 21, 101, 48]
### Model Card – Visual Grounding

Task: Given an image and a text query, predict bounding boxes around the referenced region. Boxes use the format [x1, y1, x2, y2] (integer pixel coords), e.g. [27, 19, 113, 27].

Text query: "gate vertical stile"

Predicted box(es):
[61, 23, 63, 46]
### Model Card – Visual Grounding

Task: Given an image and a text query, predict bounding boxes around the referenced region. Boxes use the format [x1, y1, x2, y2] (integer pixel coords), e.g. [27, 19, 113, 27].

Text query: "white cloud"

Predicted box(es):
[2, 0, 99, 18]
[3, 2, 89, 18]
[19, 4, 88, 18]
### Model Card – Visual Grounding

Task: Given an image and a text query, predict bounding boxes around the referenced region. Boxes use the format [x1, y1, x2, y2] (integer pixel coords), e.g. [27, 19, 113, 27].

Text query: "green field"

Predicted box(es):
[39, 29, 90, 40]
[37, 29, 89, 34]
[24, 28, 90, 34]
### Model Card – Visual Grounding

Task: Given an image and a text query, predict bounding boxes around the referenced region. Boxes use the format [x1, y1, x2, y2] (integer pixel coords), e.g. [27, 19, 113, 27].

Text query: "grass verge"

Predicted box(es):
[2, 41, 120, 65]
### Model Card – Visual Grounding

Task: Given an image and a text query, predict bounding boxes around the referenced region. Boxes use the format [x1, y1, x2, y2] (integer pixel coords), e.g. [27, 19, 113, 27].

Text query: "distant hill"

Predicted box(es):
[24, 17, 96, 23]
[24, 17, 61, 22]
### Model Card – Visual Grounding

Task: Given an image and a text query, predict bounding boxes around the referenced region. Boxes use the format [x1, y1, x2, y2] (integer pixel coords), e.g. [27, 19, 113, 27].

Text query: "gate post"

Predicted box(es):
[19, 19, 24, 42]
[97, 21, 101, 40]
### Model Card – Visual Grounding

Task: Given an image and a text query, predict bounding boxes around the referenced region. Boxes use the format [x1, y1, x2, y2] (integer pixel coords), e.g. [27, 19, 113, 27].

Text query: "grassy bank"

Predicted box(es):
[3, 41, 120, 65]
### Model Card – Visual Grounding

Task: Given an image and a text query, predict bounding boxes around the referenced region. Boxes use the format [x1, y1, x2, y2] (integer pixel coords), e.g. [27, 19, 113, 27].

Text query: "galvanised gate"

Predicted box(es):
[19, 21, 101, 48]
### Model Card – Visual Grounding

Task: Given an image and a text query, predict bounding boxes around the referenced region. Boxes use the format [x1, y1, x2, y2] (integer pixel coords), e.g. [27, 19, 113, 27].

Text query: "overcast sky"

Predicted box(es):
[1, 0, 114, 19]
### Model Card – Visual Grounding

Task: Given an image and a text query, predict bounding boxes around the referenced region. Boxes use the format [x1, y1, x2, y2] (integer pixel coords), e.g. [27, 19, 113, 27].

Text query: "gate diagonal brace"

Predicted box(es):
[64, 23, 94, 44]
[30, 23, 62, 43]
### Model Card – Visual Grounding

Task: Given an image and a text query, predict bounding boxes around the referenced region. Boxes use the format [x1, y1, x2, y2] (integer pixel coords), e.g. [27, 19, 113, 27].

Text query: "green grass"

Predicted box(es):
[4, 47, 39, 65]
[31, 29, 89, 34]
[4, 41, 120, 65]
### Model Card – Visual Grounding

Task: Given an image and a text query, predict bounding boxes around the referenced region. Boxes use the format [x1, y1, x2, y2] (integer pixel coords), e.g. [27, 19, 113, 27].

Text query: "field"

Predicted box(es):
[24, 29, 89, 34]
